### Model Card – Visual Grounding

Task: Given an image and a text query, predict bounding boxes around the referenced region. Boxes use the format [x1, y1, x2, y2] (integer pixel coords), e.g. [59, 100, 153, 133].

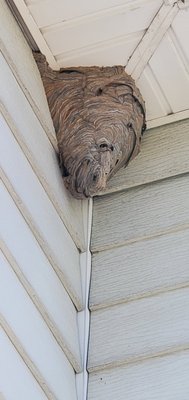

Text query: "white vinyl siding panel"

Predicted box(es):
[0, 51, 86, 253]
[88, 287, 189, 371]
[89, 120, 189, 399]
[90, 229, 189, 310]
[91, 174, 189, 251]
[0, 329, 48, 400]
[0, 6, 90, 396]
[0, 113, 82, 310]
[0, 181, 81, 372]
[88, 351, 189, 400]
[0, 251, 77, 400]
[101, 118, 189, 195]
[0, 0, 56, 146]
[0, 0, 87, 253]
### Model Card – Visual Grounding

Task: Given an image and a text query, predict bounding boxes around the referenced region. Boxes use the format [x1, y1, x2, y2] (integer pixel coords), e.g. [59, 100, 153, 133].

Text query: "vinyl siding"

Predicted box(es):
[0, 0, 87, 253]
[88, 119, 189, 399]
[99, 119, 189, 195]
[88, 351, 189, 400]
[0, 2, 88, 398]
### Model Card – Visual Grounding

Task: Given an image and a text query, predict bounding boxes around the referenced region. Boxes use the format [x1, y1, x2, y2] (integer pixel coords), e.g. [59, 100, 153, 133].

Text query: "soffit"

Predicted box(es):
[11, 0, 189, 128]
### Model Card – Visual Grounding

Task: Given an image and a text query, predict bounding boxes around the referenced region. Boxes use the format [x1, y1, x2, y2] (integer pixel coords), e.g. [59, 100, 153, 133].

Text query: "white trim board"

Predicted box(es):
[76, 198, 93, 400]
[126, 2, 179, 79]
[147, 109, 189, 129]
[11, 0, 59, 69]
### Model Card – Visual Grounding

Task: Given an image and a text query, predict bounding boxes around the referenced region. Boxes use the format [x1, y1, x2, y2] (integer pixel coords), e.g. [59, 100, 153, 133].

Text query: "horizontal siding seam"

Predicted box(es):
[91, 219, 189, 254]
[97, 170, 189, 197]
[0, 314, 56, 400]
[87, 344, 189, 374]
[91, 222, 189, 253]
[89, 280, 189, 311]
[1, 240, 82, 373]
[88, 347, 189, 378]
[98, 119, 189, 195]
[0, 102, 85, 253]
[0, 168, 83, 311]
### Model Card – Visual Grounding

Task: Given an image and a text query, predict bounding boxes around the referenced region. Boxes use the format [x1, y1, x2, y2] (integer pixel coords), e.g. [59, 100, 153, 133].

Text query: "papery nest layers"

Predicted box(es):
[34, 53, 146, 199]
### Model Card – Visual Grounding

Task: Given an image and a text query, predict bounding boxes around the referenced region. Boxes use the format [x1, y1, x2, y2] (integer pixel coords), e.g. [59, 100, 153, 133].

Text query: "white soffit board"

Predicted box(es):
[10, 0, 189, 127]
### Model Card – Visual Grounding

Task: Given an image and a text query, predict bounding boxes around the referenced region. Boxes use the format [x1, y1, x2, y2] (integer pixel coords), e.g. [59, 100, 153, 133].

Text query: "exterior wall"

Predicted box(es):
[0, 2, 90, 399]
[88, 119, 189, 399]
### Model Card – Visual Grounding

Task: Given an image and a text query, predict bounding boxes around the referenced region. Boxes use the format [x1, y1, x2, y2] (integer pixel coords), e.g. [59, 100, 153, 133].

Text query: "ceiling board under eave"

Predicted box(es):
[12, 0, 189, 127]
[41, 2, 161, 60]
[24, 0, 157, 29]
[55, 31, 144, 68]
[20, 0, 162, 67]
[137, 9, 189, 123]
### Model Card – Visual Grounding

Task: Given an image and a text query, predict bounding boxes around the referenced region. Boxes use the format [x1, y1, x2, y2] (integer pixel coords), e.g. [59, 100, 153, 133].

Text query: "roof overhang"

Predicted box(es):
[6, 0, 189, 129]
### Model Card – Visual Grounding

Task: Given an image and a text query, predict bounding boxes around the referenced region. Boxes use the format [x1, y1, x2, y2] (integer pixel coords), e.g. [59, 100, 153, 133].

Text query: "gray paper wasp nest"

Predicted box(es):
[34, 53, 146, 199]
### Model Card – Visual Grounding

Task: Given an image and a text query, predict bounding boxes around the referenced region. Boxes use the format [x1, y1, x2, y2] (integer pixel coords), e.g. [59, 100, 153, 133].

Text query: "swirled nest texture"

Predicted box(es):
[34, 53, 146, 199]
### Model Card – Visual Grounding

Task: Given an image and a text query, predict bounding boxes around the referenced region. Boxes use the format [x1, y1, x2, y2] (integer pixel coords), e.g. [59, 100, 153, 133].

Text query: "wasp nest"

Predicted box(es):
[34, 53, 146, 199]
